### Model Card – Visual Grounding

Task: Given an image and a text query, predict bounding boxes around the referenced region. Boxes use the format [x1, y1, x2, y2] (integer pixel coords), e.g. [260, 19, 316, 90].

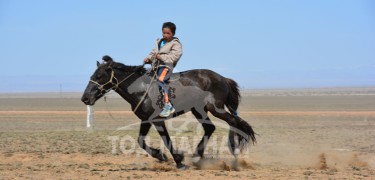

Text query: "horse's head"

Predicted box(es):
[81, 55, 117, 105]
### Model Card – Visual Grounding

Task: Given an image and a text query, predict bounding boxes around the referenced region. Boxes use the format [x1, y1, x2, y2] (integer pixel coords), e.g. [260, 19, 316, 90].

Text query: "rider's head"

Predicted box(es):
[162, 22, 176, 42]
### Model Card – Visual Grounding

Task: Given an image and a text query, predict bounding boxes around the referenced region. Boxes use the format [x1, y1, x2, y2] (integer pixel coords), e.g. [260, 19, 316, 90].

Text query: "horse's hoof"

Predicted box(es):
[156, 153, 168, 162]
[174, 153, 185, 162]
[191, 156, 201, 164]
[232, 159, 240, 171]
[177, 164, 189, 170]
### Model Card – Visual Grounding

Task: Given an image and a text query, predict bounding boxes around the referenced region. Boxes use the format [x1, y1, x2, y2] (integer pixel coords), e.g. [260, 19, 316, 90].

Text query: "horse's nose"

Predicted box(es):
[81, 96, 89, 104]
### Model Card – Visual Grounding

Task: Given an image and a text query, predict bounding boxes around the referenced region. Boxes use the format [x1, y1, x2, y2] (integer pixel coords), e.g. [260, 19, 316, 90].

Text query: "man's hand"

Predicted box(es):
[156, 54, 161, 60]
[144, 58, 151, 64]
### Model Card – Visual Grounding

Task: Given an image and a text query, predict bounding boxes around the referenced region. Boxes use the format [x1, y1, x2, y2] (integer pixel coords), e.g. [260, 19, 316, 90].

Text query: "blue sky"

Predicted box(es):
[0, 0, 374, 92]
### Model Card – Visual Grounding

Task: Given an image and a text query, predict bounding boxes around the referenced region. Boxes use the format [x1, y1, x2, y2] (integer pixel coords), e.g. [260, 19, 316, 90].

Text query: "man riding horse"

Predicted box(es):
[143, 22, 182, 117]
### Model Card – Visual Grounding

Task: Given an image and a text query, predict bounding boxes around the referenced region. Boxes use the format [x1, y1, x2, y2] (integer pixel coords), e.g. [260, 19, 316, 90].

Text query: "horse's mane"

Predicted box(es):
[102, 55, 146, 75]
[113, 62, 147, 75]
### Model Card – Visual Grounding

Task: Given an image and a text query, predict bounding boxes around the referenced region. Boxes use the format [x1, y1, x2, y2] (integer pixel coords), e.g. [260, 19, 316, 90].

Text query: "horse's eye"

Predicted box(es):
[96, 74, 102, 79]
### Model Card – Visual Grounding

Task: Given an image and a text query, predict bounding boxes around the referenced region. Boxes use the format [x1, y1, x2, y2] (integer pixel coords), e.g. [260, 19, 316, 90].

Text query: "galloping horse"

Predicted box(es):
[81, 56, 256, 169]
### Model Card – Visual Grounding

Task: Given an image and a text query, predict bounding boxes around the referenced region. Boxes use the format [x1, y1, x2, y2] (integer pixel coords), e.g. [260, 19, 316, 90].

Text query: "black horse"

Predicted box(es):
[81, 56, 256, 169]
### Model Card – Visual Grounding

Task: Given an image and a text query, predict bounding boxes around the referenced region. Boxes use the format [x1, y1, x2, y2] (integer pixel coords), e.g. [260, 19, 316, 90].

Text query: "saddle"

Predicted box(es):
[156, 86, 176, 109]
[146, 60, 179, 109]
[145, 69, 174, 109]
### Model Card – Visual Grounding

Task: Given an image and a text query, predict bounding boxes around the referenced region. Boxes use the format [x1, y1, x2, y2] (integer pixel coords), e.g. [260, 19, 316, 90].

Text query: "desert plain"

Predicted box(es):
[0, 87, 374, 179]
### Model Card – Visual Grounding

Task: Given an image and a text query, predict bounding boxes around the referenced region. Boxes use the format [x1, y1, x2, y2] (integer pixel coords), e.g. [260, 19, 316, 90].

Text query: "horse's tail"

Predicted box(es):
[224, 78, 240, 116]
[225, 78, 256, 154]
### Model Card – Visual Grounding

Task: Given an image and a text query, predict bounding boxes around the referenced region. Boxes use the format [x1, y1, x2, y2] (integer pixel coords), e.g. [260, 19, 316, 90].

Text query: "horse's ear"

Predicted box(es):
[97, 61, 100, 67]
[102, 55, 113, 64]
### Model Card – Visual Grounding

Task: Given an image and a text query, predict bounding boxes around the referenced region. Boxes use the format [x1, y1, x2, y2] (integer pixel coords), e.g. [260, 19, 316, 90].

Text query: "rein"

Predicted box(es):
[133, 60, 159, 113]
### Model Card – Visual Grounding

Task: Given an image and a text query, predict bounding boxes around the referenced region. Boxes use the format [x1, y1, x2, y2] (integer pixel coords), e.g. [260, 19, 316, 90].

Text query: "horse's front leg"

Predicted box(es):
[138, 121, 168, 162]
[153, 121, 188, 170]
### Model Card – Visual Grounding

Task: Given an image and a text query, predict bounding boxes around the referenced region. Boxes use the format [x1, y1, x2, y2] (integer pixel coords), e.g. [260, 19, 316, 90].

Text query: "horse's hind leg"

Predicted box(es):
[138, 121, 168, 162]
[191, 108, 215, 160]
[206, 106, 240, 156]
[152, 121, 187, 169]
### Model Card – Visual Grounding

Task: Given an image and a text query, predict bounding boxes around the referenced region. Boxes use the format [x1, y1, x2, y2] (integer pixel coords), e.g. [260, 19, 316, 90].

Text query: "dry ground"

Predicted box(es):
[0, 88, 375, 179]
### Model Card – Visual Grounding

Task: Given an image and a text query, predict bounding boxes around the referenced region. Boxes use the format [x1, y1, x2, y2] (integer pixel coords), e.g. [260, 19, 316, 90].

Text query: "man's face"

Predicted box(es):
[162, 28, 174, 42]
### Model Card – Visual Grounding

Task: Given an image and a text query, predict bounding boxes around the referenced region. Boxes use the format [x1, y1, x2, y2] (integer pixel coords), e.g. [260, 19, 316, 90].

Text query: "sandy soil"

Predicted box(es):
[0, 92, 375, 179]
[0, 152, 373, 179]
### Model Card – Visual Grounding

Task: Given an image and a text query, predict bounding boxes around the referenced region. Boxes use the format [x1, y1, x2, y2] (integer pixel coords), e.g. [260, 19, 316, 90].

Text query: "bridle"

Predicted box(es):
[89, 59, 159, 113]
[89, 69, 136, 96]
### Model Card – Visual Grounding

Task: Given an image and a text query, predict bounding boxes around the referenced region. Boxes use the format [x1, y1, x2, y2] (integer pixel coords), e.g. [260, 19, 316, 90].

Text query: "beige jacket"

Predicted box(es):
[146, 37, 183, 70]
